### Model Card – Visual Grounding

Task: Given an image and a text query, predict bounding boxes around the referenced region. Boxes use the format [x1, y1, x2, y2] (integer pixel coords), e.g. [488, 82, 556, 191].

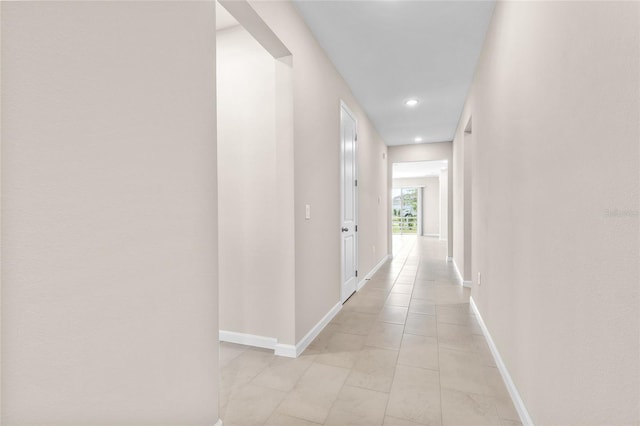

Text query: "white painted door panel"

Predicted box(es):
[340, 102, 358, 303]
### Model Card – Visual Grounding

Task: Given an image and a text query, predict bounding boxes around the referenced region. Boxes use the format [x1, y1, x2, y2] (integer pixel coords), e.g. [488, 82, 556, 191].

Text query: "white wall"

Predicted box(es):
[1, 2, 219, 424]
[248, 1, 389, 342]
[439, 168, 448, 241]
[453, 2, 639, 423]
[453, 129, 473, 281]
[392, 176, 440, 237]
[422, 177, 440, 236]
[392, 176, 436, 188]
[388, 143, 453, 256]
[453, 135, 464, 276]
[216, 25, 295, 345]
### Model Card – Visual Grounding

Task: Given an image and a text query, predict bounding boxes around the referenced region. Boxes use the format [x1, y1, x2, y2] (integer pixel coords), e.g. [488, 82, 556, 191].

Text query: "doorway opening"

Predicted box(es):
[391, 160, 449, 254]
[216, 0, 295, 352]
[392, 187, 420, 235]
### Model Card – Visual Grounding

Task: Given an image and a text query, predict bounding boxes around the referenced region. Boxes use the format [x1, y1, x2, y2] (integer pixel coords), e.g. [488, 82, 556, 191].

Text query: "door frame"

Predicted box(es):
[463, 116, 473, 285]
[417, 187, 423, 236]
[340, 100, 358, 303]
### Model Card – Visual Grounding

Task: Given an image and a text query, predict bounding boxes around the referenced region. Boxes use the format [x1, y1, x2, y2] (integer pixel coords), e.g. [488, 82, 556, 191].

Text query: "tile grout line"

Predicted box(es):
[418, 238, 444, 426]
[435, 287, 444, 426]
[322, 246, 408, 426]
[381, 236, 419, 426]
[226, 237, 466, 426]
[380, 248, 407, 424]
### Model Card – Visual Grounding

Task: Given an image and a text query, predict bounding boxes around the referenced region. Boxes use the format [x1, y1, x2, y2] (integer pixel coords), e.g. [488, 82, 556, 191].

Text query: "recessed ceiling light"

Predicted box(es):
[414, 137, 423, 143]
[405, 98, 419, 107]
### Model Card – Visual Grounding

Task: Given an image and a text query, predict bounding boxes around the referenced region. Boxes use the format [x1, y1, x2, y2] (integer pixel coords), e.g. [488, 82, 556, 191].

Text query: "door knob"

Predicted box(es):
[341, 227, 349, 232]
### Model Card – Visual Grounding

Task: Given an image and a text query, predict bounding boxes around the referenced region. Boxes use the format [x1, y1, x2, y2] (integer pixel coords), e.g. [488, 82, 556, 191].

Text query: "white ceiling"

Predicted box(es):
[393, 160, 448, 179]
[292, 1, 495, 146]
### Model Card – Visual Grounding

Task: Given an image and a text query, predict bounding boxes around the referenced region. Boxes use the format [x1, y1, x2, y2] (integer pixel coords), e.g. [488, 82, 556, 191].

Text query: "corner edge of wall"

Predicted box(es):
[470, 296, 534, 426]
[294, 301, 342, 357]
[357, 254, 392, 291]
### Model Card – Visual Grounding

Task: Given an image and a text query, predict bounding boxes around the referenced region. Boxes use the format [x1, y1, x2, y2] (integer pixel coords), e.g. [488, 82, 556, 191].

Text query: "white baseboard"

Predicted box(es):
[294, 301, 342, 357]
[452, 259, 472, 288]
[219, 330, 298, 358]
[358, 254, 391, 290]
[470, 297, 533, 426]
[274, 343, 297, 358]
[452, 259, 463, 284]
[219, 301, 342, 359]
[446, 256, 453, 262]
[219, 330, 277, 350]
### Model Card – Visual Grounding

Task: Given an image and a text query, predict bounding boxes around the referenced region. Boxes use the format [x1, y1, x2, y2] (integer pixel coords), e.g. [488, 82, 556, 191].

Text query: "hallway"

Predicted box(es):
[220, 237, 520, 426]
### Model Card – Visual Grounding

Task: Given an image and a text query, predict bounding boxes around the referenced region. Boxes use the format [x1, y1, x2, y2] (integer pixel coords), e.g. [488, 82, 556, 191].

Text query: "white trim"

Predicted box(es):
[423, 233, 440, 237]
[219, 330, 276, 350]
[357, 254, 391, 290]
[219, 330, 297, 358]
[446, 256, 453, 262]
[417, 187, 423, 236]
[215, 420, 223, 426]
[470, 297, 534, 426]
[274, 343, 297, 358]
[452, 259, 463, 283]
[220, 301, 342, 359]
[451, 258, 472, 288]
[294, 301, 342, 357]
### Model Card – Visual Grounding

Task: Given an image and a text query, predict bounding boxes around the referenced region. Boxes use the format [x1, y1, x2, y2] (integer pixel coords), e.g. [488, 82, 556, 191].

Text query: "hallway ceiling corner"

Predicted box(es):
[216, 1, 240, 30]
[292, 0, 495, 146]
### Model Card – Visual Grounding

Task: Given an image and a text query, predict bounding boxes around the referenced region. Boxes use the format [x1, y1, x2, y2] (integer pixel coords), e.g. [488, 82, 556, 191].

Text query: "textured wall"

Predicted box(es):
[439, 168, 448, 241]
[453, 2, 639, 423]
[248, 1, 389, 342]
[1, 2, 219, 423]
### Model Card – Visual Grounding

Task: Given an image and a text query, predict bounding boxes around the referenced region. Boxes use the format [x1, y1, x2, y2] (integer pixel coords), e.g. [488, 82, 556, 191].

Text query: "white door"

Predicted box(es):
[340, 102, 358, 303]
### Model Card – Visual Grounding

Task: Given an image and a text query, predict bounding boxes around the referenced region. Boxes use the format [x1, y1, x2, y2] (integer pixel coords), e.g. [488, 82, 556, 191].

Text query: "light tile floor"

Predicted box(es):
[220, 236, 521, 426]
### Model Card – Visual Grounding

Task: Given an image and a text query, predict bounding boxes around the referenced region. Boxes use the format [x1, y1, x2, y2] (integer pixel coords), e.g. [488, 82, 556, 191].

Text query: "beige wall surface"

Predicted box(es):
[248, 1, 389, 342]
[454, 2, 639, 424]
[439, 168, 448, 241]
[392, 176, 441, 236]
[217, 25, 295, 345]
[422, 177, 440, 236]
[453, 129, 473, 281]
[453, 135, 464, 276]
[392, 176, 436, 189]
[388, 143, 453, 257]
[1, 2, 219, 424]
